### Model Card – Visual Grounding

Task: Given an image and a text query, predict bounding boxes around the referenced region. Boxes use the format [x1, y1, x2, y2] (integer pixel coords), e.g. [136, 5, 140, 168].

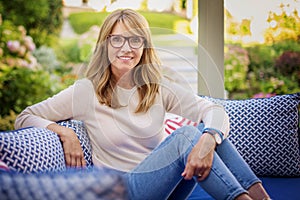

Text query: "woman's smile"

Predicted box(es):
[117, 55, 133, 61]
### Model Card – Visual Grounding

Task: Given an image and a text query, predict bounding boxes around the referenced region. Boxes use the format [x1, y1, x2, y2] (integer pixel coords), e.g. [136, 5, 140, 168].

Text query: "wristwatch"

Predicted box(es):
[202, 127, 224, 145]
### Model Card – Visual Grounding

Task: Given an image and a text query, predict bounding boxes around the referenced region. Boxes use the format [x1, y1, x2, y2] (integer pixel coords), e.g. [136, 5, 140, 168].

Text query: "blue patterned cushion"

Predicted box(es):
[204, 93, 300, 176]
[0, 127, 66, 173]
[0, 120, 92, 173]
[0, 167, 128, 200]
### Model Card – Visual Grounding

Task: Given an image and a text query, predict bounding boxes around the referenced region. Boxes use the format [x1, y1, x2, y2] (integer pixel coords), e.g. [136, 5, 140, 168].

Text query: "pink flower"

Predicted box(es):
[265, 93, 276, 98]
[26, 55, 37, 69]
[5, 57, 16, 67]
[253, 93, 276, 98]
[7, 40, 20, 53]
[16, 58, 29, 68]
[23, 36, 36, 51]
[18, 45, 27, 57]
[253, 92, 264, 98]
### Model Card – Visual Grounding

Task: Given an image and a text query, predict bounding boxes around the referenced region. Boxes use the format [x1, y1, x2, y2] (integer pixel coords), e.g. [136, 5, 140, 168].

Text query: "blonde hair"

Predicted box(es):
[85, 9, 162, 113]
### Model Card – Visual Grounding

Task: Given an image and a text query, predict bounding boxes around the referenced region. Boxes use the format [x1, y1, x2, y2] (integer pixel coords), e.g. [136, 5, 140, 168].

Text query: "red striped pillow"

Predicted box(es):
[164, 117, 197, 134]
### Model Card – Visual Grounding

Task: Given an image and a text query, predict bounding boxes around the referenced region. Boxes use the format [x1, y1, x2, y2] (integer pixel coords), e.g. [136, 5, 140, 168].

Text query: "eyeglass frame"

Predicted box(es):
[107, 34, 145, 49]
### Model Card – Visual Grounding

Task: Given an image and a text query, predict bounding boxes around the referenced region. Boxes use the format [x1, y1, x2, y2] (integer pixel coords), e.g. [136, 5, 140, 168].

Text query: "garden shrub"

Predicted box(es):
[224, 44, 250, 93]
[0, 64, 54, 116]
[247, 40, 300, 78]
[0, 18, 75, 130]
[0, 110, 17, 131]
[275, 51, 300, 85]
[246, 44, 277, 78]
[54, 39, 82, 64]
[227, 40, 300, 99]
[0, 20, 37, 70]
[33, 46, 62, 72]
[0, 0, 63, 47]
[272, 40, 300, 55]
[0, 19, 52, 116]
[54, 26, 99, 65]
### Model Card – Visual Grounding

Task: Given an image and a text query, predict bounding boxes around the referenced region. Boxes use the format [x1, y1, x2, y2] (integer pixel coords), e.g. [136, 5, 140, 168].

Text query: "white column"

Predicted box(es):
[198, 0, 225, 98]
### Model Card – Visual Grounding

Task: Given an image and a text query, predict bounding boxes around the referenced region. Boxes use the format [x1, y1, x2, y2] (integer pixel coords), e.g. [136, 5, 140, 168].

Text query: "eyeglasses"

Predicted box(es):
[108, 35, 145, 49]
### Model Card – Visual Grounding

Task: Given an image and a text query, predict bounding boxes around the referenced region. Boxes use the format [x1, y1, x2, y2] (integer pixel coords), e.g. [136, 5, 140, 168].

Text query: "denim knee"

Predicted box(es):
[171, 125, 202, 147]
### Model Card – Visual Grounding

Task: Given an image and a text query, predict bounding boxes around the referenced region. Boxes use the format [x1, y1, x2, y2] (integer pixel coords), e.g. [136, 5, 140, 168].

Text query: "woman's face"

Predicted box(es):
[108, 22, 144, 80]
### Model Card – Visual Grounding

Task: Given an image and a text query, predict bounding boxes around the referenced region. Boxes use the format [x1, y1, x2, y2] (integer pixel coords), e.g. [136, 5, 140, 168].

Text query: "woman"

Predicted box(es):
[15, 9, 270, 200]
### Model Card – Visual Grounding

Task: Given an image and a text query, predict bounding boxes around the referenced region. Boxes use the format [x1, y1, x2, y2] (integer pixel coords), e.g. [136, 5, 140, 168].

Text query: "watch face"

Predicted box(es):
[215, 134, 222, 144]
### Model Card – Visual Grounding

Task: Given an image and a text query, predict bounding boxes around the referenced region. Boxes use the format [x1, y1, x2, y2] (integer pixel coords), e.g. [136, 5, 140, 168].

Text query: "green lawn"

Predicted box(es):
[68, 11, 191, 35]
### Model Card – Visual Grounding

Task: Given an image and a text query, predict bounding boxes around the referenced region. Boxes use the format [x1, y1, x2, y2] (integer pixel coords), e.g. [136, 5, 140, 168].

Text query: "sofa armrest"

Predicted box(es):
[0, 120, 92, 173]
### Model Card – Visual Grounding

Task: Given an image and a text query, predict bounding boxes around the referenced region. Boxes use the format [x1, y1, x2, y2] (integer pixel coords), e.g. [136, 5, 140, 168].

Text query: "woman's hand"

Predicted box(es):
[181, 133, 216, 181]
[47, 123, 86, 168]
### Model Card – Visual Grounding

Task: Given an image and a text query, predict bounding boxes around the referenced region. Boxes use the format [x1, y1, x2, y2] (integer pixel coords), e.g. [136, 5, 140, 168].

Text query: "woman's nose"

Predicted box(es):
[121, 40, 132, 52]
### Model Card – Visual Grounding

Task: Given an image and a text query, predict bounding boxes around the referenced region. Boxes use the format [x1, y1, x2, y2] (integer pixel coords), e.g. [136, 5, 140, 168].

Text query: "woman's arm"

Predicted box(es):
[15, 80, 87, 167]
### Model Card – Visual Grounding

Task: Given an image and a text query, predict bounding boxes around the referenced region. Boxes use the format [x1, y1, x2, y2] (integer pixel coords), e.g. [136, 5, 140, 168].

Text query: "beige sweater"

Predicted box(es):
[15, 78, 229, 172]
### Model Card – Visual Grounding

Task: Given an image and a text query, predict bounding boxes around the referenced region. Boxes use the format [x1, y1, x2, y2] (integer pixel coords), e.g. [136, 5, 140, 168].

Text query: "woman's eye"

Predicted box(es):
[131, 37, 141, 43]
[112, 36, 123, 42]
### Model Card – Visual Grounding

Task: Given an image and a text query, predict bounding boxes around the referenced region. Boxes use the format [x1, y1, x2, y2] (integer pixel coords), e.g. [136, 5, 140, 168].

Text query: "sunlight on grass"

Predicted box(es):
[69, 11, 191, 35]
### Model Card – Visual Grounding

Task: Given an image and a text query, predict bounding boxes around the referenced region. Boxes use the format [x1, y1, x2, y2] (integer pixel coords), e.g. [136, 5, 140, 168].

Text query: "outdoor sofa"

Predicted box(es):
[0, 92, 299, 200]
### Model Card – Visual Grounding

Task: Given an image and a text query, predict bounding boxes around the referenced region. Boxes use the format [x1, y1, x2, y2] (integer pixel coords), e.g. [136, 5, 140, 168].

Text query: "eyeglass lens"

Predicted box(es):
[109, 35, 144, 49]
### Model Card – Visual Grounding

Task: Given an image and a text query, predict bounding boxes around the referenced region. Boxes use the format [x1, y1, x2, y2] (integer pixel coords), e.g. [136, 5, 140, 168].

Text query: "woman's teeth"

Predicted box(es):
[119, 56, 132, 60]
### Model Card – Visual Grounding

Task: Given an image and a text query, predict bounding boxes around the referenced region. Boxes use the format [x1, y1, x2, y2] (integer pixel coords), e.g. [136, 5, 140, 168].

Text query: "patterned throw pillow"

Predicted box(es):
[0, 167, 128, 200]
[0, 127, 66, 173]
[0, 120, 92, 173]
[205, 93, 300, 177]
[165, 93, 300, 177]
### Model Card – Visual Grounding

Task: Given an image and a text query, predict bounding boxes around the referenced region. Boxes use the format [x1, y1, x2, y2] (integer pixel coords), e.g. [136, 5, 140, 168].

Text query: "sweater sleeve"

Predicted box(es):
[161, 79, 230, 138]
[14, 82, 76, 129]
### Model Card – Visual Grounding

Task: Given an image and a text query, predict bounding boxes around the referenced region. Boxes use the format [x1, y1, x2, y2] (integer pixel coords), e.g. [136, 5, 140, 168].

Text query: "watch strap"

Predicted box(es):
[202, 127, 224, 143]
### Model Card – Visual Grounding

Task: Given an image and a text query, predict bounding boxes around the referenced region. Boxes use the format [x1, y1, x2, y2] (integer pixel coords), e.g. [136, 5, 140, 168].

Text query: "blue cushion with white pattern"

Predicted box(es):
[204, 93, 300, 176]
[0, 120, 92, 173]
[0, 167, 128, 200]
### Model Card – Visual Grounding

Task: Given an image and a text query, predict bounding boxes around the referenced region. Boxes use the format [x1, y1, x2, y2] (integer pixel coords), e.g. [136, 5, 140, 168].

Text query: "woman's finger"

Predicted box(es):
[76, 156, 82, 168]
[197, 168, 211, 181]
[65, 153, 71, 167]
[70, 154, 77, 167]
[81, 158, 87, 167]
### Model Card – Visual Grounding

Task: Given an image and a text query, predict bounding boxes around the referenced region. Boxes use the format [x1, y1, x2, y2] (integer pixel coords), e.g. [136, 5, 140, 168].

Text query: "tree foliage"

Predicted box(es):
[0, 0, 63, 47]
[265, 3, 300, 43]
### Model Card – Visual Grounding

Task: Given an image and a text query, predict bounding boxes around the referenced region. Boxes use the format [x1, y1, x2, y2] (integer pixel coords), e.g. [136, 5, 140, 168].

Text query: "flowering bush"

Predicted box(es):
[224, 44, 250, 93]
[0, 18, 51, 117]
[0, 20, 37, 69]
[0, 17, 75, 130]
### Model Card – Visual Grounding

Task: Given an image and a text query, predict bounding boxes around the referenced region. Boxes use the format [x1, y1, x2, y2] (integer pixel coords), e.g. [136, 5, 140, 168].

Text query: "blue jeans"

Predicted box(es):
[125, 124, 261, 200]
